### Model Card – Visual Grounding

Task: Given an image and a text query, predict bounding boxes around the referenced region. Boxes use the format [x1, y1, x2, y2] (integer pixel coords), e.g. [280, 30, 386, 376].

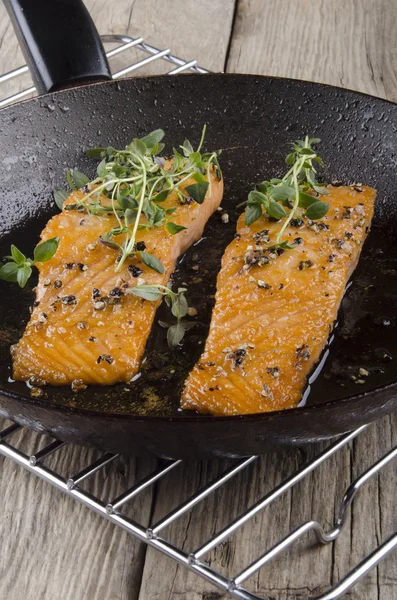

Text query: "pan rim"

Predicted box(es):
[1, 379, 397, 422]
[1, 71, 397, 116]
[1, 72, 396, 423]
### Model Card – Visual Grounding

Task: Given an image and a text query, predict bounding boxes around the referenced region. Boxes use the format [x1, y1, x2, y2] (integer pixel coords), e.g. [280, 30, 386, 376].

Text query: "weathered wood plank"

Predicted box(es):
[227, 0, 397, 102]
[0, 425, 157, 600]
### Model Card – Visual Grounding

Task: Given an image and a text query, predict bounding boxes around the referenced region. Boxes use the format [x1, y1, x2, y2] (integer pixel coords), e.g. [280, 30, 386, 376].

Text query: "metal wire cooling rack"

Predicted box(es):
[1, 33, 397, 600]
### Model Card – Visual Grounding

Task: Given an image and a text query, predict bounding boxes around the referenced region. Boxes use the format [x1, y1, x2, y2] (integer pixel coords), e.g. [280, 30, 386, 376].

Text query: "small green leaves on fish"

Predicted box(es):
[185, 181, 209, 204]
[33, 238, 60, 263]
[0, 237, 59, 288]
[266, 201, 287, 220]
[139, 251, 165, 274]
[244, 137, 330, 246]
[53, 189, 70, 210]
[66, 168, 90, 191]
[53, 125, 221, 273]
[166, 222, 187, 235]
[130, 285, 163, 301]
[305, 200, 330, 220]
[130, 284, 194, 348]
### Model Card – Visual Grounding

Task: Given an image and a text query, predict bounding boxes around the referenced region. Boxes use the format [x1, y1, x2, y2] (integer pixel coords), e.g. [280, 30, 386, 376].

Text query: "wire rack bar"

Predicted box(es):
[192, 425, 368, 560]
[1, 418, 395, 599]
[29, 439, 66, 466]
[149, 456, 258, 536]
[0, 422, 21, 439]
[0, 31, 396, 600]
[0, 33, 208, 109]
[67, 452, 118, 490]
[106, 459, 182, 514]
[233, 443, 397, 586]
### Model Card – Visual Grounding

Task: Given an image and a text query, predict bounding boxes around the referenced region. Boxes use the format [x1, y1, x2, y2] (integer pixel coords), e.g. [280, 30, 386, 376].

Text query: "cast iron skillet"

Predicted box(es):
[0, 0, 396, 458]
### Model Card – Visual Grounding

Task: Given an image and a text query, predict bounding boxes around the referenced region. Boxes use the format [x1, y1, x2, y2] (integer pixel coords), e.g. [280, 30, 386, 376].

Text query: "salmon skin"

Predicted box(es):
[12, 171, 223, 386]
[182, 185, 376, 415]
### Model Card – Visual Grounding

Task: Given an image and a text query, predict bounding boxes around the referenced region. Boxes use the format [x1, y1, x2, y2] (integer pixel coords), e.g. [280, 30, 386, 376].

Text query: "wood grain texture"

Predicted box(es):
[227, 0, 397, 101]
[1, 0, 397, 599]
[0, 425, 157, 600]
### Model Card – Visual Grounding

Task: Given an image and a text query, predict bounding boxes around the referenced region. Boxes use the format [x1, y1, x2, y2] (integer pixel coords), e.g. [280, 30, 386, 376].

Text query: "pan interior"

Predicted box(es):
[0, 74, 396, 417]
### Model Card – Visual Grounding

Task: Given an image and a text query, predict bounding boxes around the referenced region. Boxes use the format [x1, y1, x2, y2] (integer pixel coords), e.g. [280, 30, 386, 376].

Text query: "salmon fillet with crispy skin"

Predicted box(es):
[12, 170, 223, 386]
[182, 185, 376, 415]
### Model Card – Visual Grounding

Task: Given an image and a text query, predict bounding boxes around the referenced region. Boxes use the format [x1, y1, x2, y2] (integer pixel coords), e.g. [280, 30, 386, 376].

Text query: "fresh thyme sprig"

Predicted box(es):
[54, 126, 221, 274]
[244, 136, 329, 247]
[130, 284, 194, 347]
[0, 238, 59, 288]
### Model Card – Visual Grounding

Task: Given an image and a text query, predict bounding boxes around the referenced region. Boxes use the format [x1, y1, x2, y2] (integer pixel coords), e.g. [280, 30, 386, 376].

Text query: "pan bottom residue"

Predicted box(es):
[1, 200, 396, 418]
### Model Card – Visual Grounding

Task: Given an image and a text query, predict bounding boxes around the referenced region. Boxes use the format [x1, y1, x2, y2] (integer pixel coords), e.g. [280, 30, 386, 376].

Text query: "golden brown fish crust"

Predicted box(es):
[181, 185, 376, 415]
[12, 171, 223, 386]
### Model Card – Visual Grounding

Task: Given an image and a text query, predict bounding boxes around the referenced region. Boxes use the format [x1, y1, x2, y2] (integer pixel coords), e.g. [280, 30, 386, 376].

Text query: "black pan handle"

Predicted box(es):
[3, 0, 112, 94]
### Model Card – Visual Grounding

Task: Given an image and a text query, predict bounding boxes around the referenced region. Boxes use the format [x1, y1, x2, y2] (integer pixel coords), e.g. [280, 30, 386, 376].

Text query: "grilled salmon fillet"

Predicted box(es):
[12, 170, 223, 386]
[182, 185, 376, 415]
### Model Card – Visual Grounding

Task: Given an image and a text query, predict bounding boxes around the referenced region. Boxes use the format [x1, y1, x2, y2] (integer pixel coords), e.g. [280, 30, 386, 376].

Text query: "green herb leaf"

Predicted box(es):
[0, 262, 19, 283]
[71, 169, 90, 189]
[285, 153, 295, 165]
[128, 139, 147, 157]
[11, 245, 26, 265]
[67, 168, 90, 191]
[266, 201, 287, 220]
[139, 251, 165, 274]
[171, 293, 188, 319]
[180, 139, 194, 157]
[77, 126, 220, 274]
[158, 320, 171, 328]
[270, 240, 298, 250]
[154, 190, 169, 203]
[313, 184, 330, 195]
[192, 171, 206, 183]
[166, 222, 187, 235]
[33, 237, 59, 263]
[99, 237, 122, 251]
[269, 185, 295, 202]
[85, 147, 105, 159]
[130, 285, 163, 301]
[299, 147, 315, 155]
[140, 129, 165, 149]
[117, 195, 137, 210]
[150, 142, 165, 156]
[298, 192, 317, 208]
[245, 204, 262, 226]
[305, 201, 330, 220]
[97, 159, 108, 178]
[255, 182, 268, 194]
[125, 208, 136, 227]
[246, 136, 328, 246]
[167, 322, 185, 348]
[53, 188, 70, 210]
[248, 190, 267, 205]
[188, 152, 202, 167]
[16, 265, 32, 288]
[185, 181, 209, 204]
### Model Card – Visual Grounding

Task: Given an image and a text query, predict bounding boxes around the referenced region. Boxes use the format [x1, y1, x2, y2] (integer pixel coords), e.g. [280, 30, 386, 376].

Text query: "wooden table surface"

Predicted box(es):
[1, 1, 397, 599]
